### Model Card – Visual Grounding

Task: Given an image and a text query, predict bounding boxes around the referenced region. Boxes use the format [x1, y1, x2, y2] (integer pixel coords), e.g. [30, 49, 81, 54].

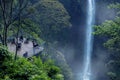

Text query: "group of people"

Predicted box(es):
[11, 36, 30, 50]
[10, 36, 40, 58]
[23, 41, 39, 58]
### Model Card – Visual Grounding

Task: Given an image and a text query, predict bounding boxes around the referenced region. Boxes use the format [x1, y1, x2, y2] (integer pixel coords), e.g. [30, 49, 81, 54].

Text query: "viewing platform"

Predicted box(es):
[8, 38, 44, 58]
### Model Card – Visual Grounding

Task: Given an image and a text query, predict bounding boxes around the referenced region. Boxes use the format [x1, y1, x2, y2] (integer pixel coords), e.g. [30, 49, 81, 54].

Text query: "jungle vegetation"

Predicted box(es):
[0, 0, 72, 80]
[94, 3, 120, 80]
[0, 0, 120, 80]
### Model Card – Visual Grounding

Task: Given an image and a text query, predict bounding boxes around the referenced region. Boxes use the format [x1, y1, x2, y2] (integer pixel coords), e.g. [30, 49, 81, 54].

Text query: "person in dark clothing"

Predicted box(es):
[19, 36, 23, 42]
[32, 40, 36, 47]
[32, 40, 39, 48]
[34, 44, 39, 47]
[17, 43, 21, 50]
[23, 51, 28, 58]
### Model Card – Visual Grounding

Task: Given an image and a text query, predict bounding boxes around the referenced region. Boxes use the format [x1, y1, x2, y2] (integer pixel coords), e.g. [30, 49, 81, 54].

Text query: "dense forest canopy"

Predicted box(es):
[0, 0, 120, 80]
[36, 0, 71, 42]
[0, 0, 72, 80]
[0, 0, 71, 44]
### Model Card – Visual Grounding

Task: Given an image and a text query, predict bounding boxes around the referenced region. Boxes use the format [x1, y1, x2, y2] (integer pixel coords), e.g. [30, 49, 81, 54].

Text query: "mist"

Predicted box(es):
[95, 0, 116, 24]
[57, 0, 118, 80]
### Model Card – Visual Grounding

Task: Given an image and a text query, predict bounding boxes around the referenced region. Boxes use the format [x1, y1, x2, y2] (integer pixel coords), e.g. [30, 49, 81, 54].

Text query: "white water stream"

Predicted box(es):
[82, 0, 95, 80]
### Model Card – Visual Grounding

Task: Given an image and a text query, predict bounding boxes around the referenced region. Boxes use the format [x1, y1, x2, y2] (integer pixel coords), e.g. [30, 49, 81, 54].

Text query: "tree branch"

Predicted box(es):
[0, 34, 3, 42]
[8, 0, 14, 25]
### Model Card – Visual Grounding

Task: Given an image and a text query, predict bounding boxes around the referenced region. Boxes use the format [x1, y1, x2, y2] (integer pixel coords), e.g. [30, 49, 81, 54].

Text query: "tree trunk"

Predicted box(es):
[0, 35, 3, 44]
[14, 26, 20, 60]
[4, 26, 8, 46]
[14, 0, 22, 60]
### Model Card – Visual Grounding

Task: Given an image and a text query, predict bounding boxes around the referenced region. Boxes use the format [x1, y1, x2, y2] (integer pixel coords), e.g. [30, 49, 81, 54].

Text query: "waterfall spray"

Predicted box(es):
[83, 0, 95, 80]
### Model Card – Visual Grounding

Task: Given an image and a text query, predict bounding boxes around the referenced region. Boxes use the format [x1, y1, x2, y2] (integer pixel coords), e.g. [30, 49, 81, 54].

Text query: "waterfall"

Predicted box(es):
[82, 0, 95, 80]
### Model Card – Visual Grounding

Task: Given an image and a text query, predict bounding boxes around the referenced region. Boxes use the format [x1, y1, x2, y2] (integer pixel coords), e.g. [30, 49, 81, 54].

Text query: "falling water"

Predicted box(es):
[82, 0, 95, 80]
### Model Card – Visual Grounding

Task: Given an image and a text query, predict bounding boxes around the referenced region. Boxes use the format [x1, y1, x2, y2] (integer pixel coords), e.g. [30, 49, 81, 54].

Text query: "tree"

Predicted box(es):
[0, 0, 43, 59]
[0, 45, 64, 80]
[35, 0, 71, 42]
[41, 44, 73, 80]
[94, 3, 120, 80]
[0, 0, 14, 45]
[94, 17, 120, 52]
[0, 0, 39, 46]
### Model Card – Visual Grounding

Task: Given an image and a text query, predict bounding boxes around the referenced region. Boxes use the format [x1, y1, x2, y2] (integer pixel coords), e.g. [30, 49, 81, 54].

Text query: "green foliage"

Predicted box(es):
[35, 0, 71, 42]
[94, 3, 120, 80]
[109, 3, 120, 16]
[21, 19, 44, 44]
[0, 0, 71, 45]
[0, 46, 12, 64]
[94, 17, 120, 52]
[41, 45, 73, 80]
[107, 72, 117, 80]
[0, 0, 72, 80]
[109, 3, 120, 9]
[0, 46, 64, 80]
[106, 59, 120, 80]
